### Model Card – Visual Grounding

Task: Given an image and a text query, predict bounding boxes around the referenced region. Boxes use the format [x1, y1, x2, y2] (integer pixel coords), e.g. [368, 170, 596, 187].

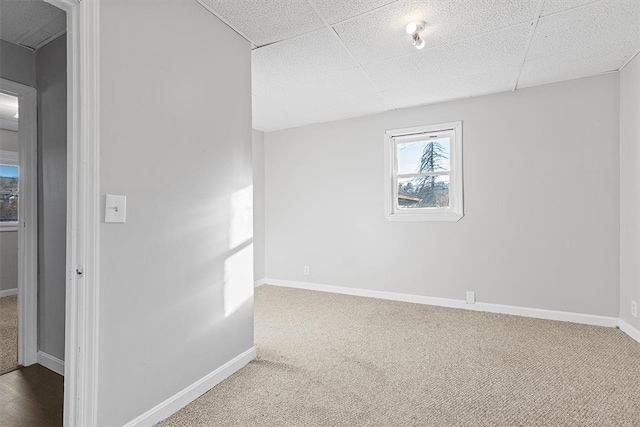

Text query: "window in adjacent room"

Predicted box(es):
[0, 151, 19, 226]
[384, 121, 463, 221]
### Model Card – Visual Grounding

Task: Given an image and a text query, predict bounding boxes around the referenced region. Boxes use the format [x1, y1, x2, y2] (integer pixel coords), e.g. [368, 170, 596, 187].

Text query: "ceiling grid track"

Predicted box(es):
[513, 0, 546, 92]
[305, 0, 398, 111]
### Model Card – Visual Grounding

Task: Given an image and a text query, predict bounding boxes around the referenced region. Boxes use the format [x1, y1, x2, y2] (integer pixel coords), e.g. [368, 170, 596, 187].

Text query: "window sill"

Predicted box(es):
[385, 212, 463, 222]
[0, 226, 18, 232]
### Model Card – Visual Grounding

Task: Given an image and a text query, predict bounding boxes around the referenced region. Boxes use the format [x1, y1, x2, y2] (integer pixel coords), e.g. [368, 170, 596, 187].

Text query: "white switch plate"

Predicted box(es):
[105, 194, 126, 223]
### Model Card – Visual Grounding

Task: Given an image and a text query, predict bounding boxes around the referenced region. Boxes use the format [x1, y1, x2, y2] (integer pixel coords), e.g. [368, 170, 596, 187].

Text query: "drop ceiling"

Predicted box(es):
[199, 0, 640, 133]
[0, 0, 66, 50]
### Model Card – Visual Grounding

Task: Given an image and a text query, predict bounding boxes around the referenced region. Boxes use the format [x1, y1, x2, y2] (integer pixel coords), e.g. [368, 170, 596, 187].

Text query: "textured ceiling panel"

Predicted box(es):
[258, 68, 379, 112]
[382, 66, 519, 110]
[293, 92, 391, 124]
[518, 50, 623, 88]
[528, 1, 640, 60]
[310, 0, 398, 24]
[19, 30, 53, 49]
[0, 0, 64, 45]
[334, 0, 539, 65]
[252, 99, 308, 132]
[365, 24, 530, 92]
[199, 0, 325, 47]
[252, 29, 359, 92]
[540, 0, 600, 17]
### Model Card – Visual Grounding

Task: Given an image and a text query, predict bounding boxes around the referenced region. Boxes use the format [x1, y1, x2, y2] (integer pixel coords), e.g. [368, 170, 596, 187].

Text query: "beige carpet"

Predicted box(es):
[160, 285, 640, 426]
[0, 295, 18, 375]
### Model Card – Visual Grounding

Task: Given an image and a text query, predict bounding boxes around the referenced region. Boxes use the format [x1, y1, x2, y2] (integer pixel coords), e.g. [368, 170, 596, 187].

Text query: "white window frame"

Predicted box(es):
[0, 149, 20, 230]
[384, 121, 463, 221]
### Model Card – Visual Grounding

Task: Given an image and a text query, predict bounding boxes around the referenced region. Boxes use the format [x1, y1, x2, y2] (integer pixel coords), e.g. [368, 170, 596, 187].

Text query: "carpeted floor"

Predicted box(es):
[160, 285, 640, 426]
[0, 295, 18, 375]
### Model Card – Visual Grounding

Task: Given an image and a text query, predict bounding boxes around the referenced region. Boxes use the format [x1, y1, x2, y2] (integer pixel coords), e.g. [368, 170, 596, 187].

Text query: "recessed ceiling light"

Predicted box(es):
[405, 21, 426, 50]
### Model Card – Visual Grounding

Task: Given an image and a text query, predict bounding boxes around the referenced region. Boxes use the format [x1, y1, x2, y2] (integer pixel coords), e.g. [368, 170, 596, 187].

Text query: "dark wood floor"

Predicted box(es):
[0, 364, 63, 426]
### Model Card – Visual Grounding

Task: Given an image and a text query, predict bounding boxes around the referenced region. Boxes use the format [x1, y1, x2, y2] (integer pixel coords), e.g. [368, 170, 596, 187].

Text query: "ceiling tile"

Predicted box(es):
[252, 107, 308, 132]
[19, 31, 53, 50]
[41, 13, 66, 35]
[365, 23, 530, 92]
[528, 1, 640, 60]
[334, 0, 539, 65]
[518, 50, 624, 88]
[382, 66, 519, 110]
[540, 0, 600, 17]
[252, 28, 360, 92]
[0, 0, 64, 44]
[311, 0, 399, 24]
[293, 92, 392, 124]
[257, 68, 380, 113]
[199, 0, 325, 47]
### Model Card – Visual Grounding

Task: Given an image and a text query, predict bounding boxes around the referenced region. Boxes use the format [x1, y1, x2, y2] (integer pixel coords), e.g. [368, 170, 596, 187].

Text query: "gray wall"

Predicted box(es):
[620, 53, 640, 330]
[0, 230, 17, 292]
[0, 40, 36, 87]
[36, 34, 67, 361]
[97, 1, 253, 424]
[264, 74, 620, 317]
[0, 129, 19, 152]
[253, 129, 265, 282]
[0, 129, 19, 292]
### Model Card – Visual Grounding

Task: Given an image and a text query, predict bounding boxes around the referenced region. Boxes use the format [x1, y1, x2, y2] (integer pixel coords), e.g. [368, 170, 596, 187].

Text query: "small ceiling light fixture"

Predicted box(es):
[405, 21, 426, 50]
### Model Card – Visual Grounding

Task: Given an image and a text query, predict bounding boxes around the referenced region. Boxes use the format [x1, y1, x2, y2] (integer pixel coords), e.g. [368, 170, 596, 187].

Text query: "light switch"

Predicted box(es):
[105, 194, 126, 223]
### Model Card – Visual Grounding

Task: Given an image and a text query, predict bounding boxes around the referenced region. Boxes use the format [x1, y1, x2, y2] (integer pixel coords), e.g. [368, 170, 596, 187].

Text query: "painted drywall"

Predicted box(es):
[0, 40, 36, 88]
[0, 129, 18, 292]
[264, 74, 620, 318]
[253, 129, 266, 282]
[36, 34, 67, 361]
[0, 230, 17, 292]
[620, 54, 640, 331]
[97, 1, 253, 425]
[0, 129, 18, 152]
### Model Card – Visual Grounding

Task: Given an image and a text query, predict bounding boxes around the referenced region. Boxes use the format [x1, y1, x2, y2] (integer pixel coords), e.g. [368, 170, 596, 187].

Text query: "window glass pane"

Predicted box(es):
[397, 175, 450, 209]
[397, 137, 450, 174]
[0, 164, 18, 223]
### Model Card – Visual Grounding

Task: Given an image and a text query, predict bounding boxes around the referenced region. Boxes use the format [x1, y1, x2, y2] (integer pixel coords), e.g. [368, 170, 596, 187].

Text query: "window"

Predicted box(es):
[0, 150, 19, 226]
[384, 121, 463, 221]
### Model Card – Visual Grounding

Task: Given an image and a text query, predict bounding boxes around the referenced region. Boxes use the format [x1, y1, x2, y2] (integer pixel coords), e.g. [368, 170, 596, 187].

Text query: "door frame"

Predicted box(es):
[0, 79, 38, 368]
[43, 0, 100, 426]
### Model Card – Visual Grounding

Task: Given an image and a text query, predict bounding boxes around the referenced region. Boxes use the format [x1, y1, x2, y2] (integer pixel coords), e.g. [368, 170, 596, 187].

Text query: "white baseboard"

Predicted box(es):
[37, 351, 65, 376]
[123, 347, 256, 427]
[265, 279, 619, 328]
[619, 319, 640, 344]
[0, 288, 18, 298]
[254, 279, 267, 288]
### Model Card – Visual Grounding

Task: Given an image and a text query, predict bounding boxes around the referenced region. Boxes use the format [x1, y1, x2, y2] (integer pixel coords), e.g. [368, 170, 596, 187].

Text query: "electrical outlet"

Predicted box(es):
[466, 291, 476, 304]
[304, 266, 310, 275]
[632, 300, 638, 318]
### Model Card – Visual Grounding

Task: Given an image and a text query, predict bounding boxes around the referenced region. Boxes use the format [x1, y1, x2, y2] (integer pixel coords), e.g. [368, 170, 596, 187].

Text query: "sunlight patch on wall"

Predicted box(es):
[229, 186, 253, 250]
[224, 244, 253, 318]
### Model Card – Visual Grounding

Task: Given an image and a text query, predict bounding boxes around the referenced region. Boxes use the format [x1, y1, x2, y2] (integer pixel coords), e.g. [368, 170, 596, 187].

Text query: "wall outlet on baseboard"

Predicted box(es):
[632, 300, 638, 318]
[466, 291, 476, 304]
[304, 266, 310, 275]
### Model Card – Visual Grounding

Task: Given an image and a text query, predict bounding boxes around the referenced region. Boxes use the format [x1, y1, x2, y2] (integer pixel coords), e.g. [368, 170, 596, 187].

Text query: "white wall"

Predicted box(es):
[97, 0, 253, 425]
[0, 129, 18, 293]
[264, 74, 620, 317]
[0, 129, 19, 152]
[620, 54, 640, 331]
[0, 40, 36, 88]
[253, 129, 265, 282]
[36, 34, 67, 361]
